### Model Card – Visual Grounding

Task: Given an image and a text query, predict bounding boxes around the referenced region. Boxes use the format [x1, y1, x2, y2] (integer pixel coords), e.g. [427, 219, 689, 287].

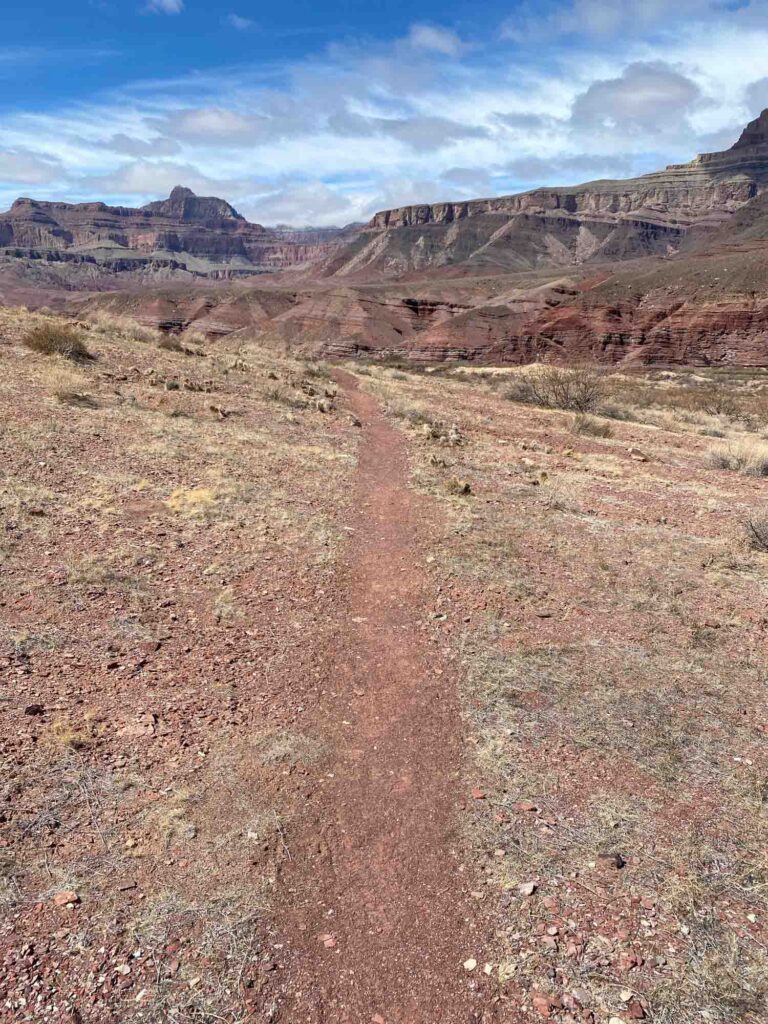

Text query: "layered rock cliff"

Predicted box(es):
[0, 186, 348, 276]
[323, 110, 768, 279]
[71, 182, 768, 368]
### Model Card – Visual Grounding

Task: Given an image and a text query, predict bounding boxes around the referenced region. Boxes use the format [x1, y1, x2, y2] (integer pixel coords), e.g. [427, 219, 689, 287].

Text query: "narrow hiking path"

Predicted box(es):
[270, 372, 494, 1023]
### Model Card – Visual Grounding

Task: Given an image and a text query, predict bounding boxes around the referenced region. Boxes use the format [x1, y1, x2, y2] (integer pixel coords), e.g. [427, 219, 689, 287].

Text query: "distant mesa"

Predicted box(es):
[318, 108, 768, 281]
[0, 186, 351, 277]
[3, 109, 768, 298]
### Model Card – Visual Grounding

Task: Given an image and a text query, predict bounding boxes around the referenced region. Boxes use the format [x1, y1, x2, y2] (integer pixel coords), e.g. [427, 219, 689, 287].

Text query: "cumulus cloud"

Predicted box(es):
[570, 61, 702, 135]
[406, 23, 462, 56]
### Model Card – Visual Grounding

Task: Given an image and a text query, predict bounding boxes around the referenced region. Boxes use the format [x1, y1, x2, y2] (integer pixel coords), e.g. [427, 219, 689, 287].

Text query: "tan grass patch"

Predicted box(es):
[708, 440, 768, 477]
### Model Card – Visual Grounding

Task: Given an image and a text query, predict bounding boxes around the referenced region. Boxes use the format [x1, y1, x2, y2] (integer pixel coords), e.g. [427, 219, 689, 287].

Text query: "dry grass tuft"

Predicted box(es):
[87, 311, 161, 344]
[386, 400, 463, 445]
[158, 334, 188, 354]
[180, 328, 208, 349]
[262, 384, 308, 410]
[746, 513, 768, 552]
[165, 486, 218, 515]
[708, 441, 768, 477]
[23, 322, 93, 362]
[571, 412, 613, 437]
[445, 476, 472, 495]
[252, 729, 324, 767]
[54, 390, 99, 409]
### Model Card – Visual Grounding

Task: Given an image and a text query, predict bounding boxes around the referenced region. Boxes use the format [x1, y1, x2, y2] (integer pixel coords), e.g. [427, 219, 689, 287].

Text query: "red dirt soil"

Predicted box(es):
[268, 373, 494, 1022]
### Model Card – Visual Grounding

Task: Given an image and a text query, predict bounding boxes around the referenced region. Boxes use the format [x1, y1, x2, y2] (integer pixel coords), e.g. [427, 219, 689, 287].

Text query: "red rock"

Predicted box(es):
[53, 891, 79, 907]
[532, 994, 553, 1017]
[0, 188, 343, 276]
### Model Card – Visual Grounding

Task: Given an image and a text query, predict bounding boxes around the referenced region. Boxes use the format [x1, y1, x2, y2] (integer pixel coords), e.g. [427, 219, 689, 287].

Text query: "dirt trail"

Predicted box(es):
[271, 373, 491, 1023]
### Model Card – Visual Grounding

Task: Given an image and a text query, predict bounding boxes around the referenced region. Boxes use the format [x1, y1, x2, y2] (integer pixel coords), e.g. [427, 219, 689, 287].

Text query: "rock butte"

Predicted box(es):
[0, 185, 355, 279]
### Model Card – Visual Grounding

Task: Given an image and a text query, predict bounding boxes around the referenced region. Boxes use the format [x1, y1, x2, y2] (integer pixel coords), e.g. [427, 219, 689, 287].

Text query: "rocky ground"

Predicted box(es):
[362, 362, 768, 1023]
[1, 311, 768, 1023]
[0, 310, 359, 1021]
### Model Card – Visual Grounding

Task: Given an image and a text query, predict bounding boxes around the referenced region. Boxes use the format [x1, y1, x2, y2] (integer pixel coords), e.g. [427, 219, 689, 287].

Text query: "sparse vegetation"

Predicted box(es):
[357, 360, 768, 1024]
[746, 513, 768, 551]
[506, 364, 606, 412]
[263, 383, 308, 409]
[54, 389, 99, 409]
[88, 310, 162, 344]
[158, 333, 187, 353]
[386, 400, 463, 444]
[571, 412, 612, 437]
[445, 476, 471, 495]
[1, 305, 355, 1023]
[5, 296, 768, 1023]
[23, 321, 93, 361]
[709, 441, 768, 477]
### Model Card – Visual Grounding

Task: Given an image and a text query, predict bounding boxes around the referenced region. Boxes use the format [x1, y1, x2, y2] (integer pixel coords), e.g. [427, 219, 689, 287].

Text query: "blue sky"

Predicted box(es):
[1, 0, 768, 224]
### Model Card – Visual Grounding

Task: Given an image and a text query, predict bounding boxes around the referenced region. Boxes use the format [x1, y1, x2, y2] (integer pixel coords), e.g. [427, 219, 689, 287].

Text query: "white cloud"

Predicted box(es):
[2, 7, 768, 224]
[571, 61, 702, 135]
[502, 0, 732, 41]
[83, 160, 227, 199]
[226, 13, 254, 30]
[106, 132, 181, 157]
[146, 0, 184, 14]
[151, 107, 270, 142]
[0, 150, 63, 186]
[406, 24, 462, 56]
[241, 182, 369, 225]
